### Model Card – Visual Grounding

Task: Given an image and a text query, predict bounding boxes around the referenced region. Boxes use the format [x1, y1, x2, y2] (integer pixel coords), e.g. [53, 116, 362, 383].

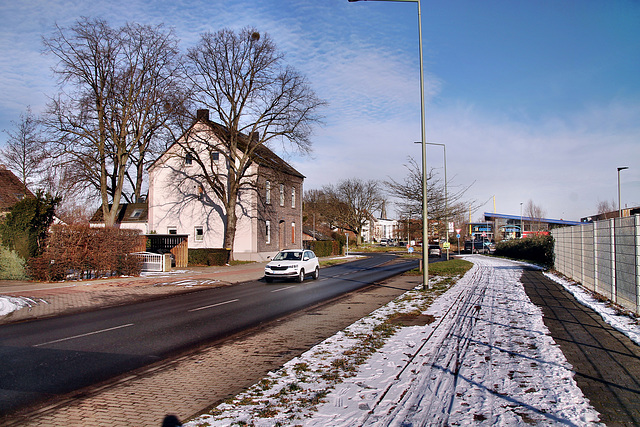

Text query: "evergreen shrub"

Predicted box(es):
[188, 248, 231, 266]
[0, 247, 27, 280]
[494, 235, 554, 266]
[303, 240, 342, 257]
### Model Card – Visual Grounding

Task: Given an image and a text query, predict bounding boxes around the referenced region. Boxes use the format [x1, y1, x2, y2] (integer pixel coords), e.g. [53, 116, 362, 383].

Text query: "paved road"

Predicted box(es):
[0, 253, 417, 416]
[521, 268, 640, 426]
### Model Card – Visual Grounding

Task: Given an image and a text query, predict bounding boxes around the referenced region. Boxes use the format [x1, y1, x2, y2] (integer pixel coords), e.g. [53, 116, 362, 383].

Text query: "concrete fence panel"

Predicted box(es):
[553, 215, 639, 315]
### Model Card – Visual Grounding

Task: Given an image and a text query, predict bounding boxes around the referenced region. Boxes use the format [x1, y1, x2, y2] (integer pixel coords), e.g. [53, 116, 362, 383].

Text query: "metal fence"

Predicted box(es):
[553, 215, 640, 314]
[131, 252, 166, 272]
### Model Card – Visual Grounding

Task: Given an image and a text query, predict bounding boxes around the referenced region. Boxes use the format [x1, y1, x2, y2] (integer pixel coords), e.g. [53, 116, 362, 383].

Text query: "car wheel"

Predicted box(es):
[297, 269, 305, 283]
[312, 266, 319, 280]
[265, 276, 273, 283]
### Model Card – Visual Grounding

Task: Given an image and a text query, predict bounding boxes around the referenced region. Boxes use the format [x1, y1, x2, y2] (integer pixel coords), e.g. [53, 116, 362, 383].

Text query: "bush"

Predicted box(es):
[0, 247, 27, 280]
[303, 240, 343, 257]
[0, 191, 60, 259]
[494, 235, 554, 266]
[28, 225, 143, 281]
[188, 248, 231, 266]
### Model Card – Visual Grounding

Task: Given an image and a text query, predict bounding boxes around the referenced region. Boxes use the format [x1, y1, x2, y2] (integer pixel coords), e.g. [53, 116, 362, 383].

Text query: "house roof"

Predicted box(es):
[149, 111, 305, 180]
[302, 226, 333, 241]
[0, 165, 34, 212]
[89, 202, 149, 224]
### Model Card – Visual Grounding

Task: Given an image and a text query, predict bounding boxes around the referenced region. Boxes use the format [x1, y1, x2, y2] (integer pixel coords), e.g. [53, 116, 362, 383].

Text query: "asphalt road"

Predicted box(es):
[0, 253, 418, 415]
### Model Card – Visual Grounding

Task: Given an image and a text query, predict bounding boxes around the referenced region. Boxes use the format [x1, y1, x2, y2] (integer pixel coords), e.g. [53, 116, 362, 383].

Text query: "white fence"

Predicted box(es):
[553, 215, 640, 314]
[131, 252, 167, 272]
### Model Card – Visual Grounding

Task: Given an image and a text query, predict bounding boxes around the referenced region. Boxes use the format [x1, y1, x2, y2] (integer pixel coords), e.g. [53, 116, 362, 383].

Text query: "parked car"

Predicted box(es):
[379, 238, 388, 246]
[264, 249, 320, 283]
[428, 244, 441, 257]
[464, 239, 491, 254]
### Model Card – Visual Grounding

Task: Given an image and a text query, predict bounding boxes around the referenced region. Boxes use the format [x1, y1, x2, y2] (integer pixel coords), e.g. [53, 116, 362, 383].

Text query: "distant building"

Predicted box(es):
[362, 217, 399, 243]
[480, 212, 580, 241]
[580, 206, 640, 223]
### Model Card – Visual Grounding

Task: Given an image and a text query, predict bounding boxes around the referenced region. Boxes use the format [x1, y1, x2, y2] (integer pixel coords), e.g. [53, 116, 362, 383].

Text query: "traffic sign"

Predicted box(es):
[456, 234, 460, 239]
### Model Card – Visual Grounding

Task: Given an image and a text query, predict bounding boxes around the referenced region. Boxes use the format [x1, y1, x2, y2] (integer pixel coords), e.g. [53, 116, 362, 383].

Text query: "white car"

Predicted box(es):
[264, 249, 320, 283]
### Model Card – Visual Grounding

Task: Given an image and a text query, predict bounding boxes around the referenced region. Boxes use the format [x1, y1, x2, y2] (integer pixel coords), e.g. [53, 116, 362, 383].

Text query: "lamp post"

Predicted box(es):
[425, 142, 448, 259]
[617, 167, 629, 219]
[520, 202, 523, 239]
[349, 0, 429, 288]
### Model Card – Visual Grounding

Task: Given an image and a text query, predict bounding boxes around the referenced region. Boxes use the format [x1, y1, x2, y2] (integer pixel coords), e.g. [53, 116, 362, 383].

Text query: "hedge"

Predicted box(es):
[188, 248, 231, 266]
[28, 225, 143, 281]
[303, 240, 343, 257]
[494, 235, 554, 266]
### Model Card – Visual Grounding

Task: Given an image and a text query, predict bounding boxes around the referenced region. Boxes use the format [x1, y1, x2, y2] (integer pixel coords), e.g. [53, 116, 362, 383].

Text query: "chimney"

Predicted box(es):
[196, 109, 209, 121]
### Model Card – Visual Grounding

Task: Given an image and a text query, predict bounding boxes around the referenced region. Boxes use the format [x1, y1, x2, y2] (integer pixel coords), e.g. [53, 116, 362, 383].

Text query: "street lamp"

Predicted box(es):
[349, 0, 429, 289]
[617, 167, 629, 219]
[520, 202, 523, 239]
[425, 142, 448, 259]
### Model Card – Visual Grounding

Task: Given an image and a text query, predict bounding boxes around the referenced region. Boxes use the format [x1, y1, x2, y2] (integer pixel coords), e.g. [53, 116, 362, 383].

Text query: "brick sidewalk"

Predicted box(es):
[521, 269, 640, 425]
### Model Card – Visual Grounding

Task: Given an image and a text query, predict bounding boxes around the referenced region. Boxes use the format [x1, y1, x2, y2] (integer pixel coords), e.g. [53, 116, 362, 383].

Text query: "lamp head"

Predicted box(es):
[617, 166, 629, 172]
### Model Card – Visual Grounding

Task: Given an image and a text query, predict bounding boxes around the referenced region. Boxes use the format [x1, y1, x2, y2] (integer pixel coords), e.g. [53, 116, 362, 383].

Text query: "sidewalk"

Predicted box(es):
[0, 262, 269, 325]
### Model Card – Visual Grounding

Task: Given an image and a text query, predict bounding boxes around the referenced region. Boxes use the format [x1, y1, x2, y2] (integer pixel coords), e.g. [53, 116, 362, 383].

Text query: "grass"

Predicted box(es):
[405, 258, 473, 278]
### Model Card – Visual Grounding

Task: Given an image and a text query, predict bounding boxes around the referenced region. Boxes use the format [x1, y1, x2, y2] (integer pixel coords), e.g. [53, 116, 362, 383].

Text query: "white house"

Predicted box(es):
[147, 109, 305, 261]
[362, 217, 399, 243]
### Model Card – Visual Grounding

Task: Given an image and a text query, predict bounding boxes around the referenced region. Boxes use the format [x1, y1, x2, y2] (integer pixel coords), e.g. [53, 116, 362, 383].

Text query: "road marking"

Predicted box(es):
[34, 323, 135, 347]
[271, 286, 295, 293]
[188, 299, 239, 312]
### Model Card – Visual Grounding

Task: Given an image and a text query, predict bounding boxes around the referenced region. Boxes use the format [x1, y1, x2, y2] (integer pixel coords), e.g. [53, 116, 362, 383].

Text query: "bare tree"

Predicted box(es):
[0, 108, 46, 190]
[43, 18, 185, 226]
[596, 200, 616, 219]
[524, 199, 546, 232]
[385, 157, 475, 241]
[181, 27, 325, 257]
[321, 178, 384, 246]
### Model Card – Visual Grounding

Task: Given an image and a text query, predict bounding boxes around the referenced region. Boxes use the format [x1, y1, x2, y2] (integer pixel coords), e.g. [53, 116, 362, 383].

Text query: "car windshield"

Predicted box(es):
[273, 251, 302, 261]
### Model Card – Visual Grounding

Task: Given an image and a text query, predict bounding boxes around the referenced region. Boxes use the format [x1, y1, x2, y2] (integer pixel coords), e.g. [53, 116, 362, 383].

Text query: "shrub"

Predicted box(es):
[0, 191, 60, 259]
[188, 248, 231, 266]
[0, 247, 27, 280]
[303, 240, 342, 257]
[28, 225, 143, 281]
[494, 235, 554, 266]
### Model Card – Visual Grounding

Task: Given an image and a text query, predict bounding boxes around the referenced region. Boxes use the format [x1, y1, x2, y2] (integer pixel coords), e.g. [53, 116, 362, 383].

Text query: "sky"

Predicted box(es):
[1, 0, 639, 221]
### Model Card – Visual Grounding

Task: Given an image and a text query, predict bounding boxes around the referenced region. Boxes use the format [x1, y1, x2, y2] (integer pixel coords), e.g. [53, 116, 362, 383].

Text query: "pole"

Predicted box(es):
[618, 167, 629, 218]
[349, 0, 428, 288]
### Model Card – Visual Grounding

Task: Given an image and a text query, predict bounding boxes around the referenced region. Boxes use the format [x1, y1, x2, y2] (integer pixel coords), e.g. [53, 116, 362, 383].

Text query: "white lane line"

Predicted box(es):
[34, 323, 135, 347]
[188, 299, 239, 312]
[271, 286, 295, 293]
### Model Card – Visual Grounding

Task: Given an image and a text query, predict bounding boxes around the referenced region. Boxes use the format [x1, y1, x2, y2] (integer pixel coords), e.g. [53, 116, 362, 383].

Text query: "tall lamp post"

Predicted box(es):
[618, 167, 629, 219]
[425, 142, 448, 259]
[349, 0, 429, 288]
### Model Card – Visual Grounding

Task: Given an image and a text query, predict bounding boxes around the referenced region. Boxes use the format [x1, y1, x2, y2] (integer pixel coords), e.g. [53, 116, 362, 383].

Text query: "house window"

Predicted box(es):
[212, 152, 219, 161]
[265, 181, 271, 204]
[194, 226, 204, 241]
[280, 184, 285, 206]
[130, 208, 144, 219]
[185, 152, 194, 165]
[168, 227, 177, 235]
[291, 187, 296, 208]
[291, 222, 295, 244]
[266, 220, 271, 244]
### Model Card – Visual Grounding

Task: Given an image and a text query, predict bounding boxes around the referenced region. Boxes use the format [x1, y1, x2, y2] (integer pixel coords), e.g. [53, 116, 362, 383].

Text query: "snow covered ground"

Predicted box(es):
[186, 256, 616, 426]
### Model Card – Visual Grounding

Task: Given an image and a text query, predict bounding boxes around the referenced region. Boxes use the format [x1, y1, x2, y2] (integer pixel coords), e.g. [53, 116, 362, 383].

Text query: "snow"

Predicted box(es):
[0, 296, 40, 316]
[185, 256, 608, 426]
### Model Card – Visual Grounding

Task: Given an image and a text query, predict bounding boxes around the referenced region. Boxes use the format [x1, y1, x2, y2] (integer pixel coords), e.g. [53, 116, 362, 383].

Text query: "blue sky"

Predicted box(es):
[1, 0, 639, 221]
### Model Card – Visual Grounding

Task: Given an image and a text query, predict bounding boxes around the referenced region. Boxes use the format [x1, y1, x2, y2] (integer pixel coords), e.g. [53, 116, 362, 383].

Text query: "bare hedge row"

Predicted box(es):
[29, 225, 144, 281]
